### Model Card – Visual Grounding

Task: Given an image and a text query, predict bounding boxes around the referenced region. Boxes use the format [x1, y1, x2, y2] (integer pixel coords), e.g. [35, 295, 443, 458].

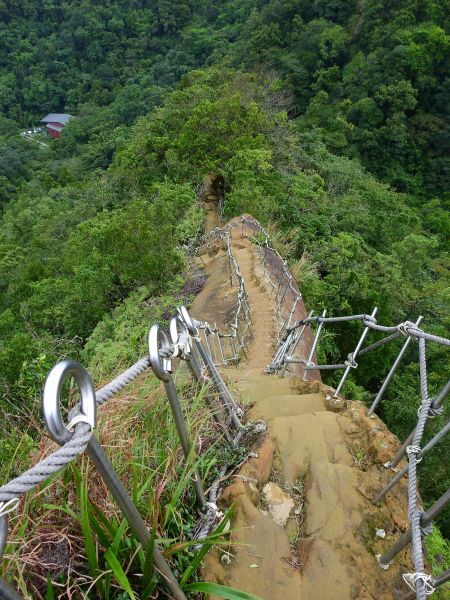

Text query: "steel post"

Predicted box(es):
[184, 355, 233, 445]
[333, 307, 378, 398]
[367, 316, 423, 416]
[87, 437, 187, 600]
[374, 419, 450, 504]
[378, 488, 450, 566]
[303, 309, 326, 381]
[280, 311, 314, 377]
[163, 379, 207, 507]
[0, 578, 23, 600]
[0, 516, 7, 563]
[194, 337, 244, 430]
[389, 378, 450, 468]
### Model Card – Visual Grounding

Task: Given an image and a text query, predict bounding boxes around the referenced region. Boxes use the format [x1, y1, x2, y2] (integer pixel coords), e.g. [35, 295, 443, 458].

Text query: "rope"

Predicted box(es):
[402, 573, 435, 596]
[95, 357, 151, 404]
[407, 338, 434, 600]
[0, 355, 155, 504]
[0, 422, 92, 503]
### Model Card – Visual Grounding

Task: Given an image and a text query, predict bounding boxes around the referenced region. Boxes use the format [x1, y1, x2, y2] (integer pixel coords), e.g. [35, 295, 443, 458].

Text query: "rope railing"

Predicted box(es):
[0, 303, 265, 599]
[267, 311, 449, 599]
[1, 210, 448, 600]
[191, 225, 253, 364]
[0, 219, 263, 598]
[234, 215, 450, 600]
[266, 311, 449, 600]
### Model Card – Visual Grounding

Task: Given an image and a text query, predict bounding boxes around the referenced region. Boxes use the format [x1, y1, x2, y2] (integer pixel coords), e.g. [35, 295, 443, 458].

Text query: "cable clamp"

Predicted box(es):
[420, 521, 433, 536]
[406, 445, 422, 463]
[402, 572, 435, 595]
[0, 497, 20, 518]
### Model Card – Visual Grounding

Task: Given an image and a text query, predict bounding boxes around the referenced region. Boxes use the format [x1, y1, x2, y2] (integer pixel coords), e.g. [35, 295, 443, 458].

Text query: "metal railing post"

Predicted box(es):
[333, 307, 378, 398]
[280, 310, 314, 377]
[148, 325, 207, 508]
[367, 316, 423, 416]
[303, 309, 326, 381]
[0, 515, 7, 564]
[169, 318, 233, 445]
[374, 419, 450, 504]
[194, 335, 244, 431]
[0, 578, 23, 600]
[43, 361, 186, 600]
[86, 437, 187, 599]
[378, 488, 450, 566]
[389, 378, 450, 468]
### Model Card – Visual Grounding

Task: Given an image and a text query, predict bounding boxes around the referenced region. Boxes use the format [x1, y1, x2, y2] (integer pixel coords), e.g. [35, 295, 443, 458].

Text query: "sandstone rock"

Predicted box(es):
[262, 482, 294, 527]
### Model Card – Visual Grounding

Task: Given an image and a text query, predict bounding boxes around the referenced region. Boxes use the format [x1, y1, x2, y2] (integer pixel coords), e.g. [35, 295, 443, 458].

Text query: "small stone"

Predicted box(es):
[262, 482, 294, 527]
[376, 528, 386, 538]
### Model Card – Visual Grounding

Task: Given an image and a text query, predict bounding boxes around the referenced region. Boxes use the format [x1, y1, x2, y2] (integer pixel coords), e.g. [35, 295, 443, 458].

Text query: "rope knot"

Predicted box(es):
[364, 314, 377, 324]
[428, 403, 444, 418]
[406, 445, 422, 463]
[345, 354, 358, 368]
[397, 321, 416, 337]
[402, 572, 435, 595]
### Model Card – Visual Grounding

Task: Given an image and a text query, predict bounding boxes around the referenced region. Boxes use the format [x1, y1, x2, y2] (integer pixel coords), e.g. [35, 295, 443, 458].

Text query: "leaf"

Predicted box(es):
[46, 574, 55, 600]
[184, 582, 263, 600]
[104, 548, 136, 600]
[180, 508, 232, 586]
[141, 519, 156, 600]
[78, 475, 103, 596]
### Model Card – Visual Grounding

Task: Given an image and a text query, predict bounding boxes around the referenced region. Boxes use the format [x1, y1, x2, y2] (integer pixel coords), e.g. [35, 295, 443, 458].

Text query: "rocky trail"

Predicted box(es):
[189, 196, 414, 599]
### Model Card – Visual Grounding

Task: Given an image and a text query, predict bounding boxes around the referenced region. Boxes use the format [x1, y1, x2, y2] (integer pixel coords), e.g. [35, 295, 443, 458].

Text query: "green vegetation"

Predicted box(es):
[0, 0, 449, 596]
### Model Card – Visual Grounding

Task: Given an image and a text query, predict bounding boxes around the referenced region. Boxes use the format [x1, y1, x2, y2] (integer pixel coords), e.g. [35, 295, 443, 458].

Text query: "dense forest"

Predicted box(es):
[0, 0, 449, 593]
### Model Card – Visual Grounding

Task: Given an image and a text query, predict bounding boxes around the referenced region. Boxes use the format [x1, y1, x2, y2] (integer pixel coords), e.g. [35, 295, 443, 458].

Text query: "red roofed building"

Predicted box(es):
[41, 113, 74, 138]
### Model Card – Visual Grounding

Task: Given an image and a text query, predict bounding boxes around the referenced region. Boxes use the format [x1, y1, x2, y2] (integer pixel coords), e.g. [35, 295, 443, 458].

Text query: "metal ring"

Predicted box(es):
[43, 360, 97, 446]
[177, 306, 198, 336]
[169, 315, 192, 357]
[148, 324, 173, 382]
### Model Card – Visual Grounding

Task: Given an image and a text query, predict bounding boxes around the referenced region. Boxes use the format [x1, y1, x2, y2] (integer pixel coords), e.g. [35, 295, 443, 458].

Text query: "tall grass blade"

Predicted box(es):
[104, 548, 136, 600]
[46, 574, 55, 600]
[141, 518, 156, 600]
[184, 582, 263, 600]
[78, 474, 103, 596]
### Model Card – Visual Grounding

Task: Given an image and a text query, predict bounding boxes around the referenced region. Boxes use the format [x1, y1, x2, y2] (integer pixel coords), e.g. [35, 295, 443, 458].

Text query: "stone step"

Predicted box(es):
[248, 393, 326, 420]
[271, 412, 353, 482]
[300, 460, 392, 600]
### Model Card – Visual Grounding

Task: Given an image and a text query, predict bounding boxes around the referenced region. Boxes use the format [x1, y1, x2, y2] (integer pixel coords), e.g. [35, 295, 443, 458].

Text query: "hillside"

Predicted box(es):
[0, 1, 449, 598]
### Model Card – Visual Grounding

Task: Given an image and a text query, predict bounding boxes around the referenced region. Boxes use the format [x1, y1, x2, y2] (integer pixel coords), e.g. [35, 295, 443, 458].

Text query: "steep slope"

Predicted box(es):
[191, 212, 414, 599]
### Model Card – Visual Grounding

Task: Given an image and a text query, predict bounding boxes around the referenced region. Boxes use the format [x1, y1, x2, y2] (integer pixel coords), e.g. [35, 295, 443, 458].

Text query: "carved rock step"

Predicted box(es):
[271, 412, 353, 482]
[300, 460, 396, 600]
[248, 393, 326, 420]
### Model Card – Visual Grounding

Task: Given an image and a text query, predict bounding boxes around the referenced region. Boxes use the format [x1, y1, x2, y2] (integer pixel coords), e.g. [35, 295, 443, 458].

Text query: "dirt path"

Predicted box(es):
[191, 217, 413, 599]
